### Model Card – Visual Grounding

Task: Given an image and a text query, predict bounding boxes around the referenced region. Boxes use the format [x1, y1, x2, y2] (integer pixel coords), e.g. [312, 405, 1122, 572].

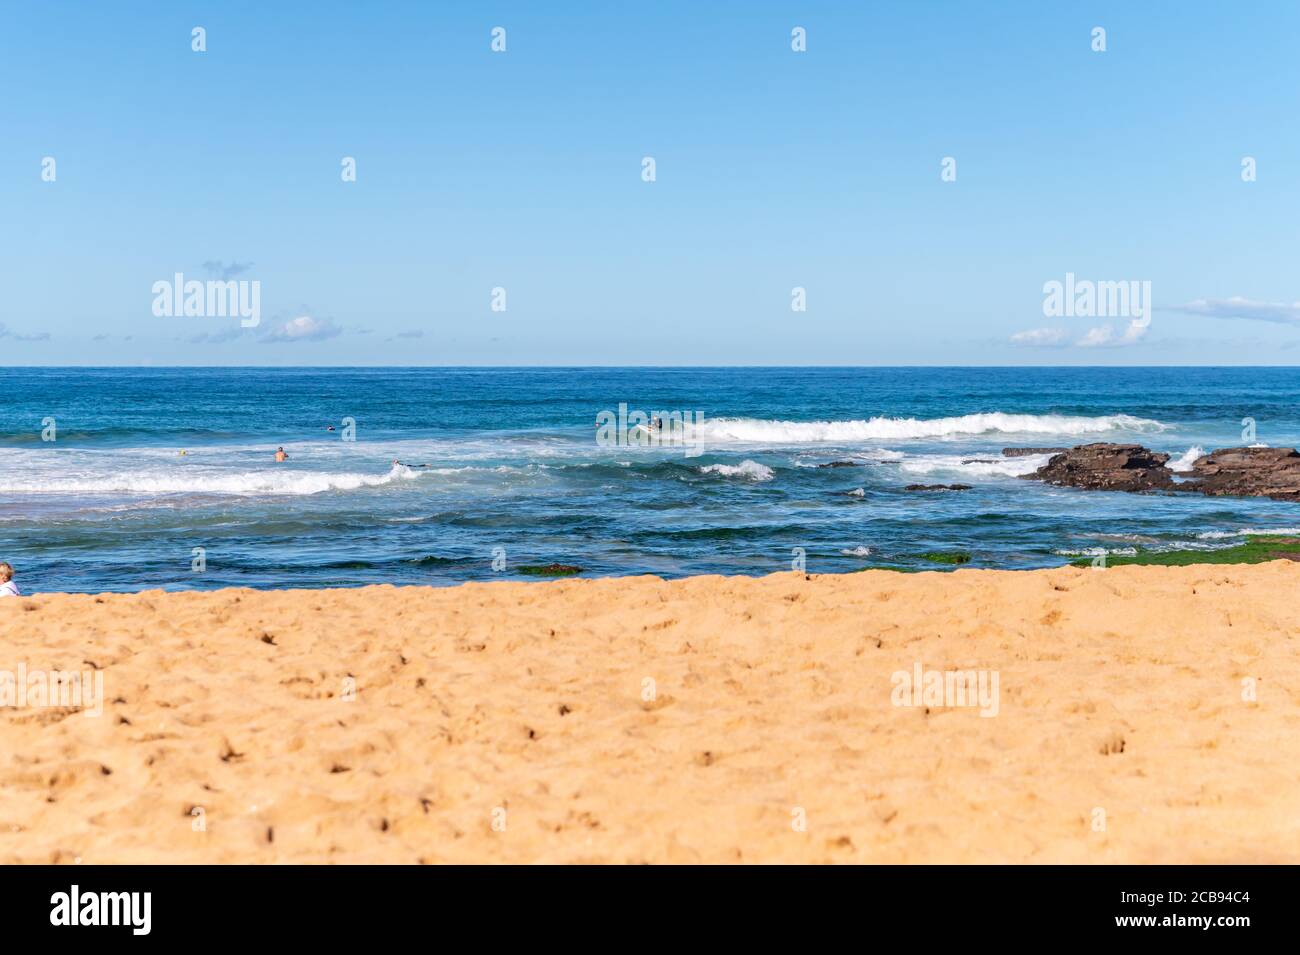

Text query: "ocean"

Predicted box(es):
[2, 366, 1299, 593]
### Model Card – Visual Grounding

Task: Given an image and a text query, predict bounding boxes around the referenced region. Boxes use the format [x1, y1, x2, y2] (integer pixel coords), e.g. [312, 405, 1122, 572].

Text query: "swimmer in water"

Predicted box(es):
[275, 447, 288, 462]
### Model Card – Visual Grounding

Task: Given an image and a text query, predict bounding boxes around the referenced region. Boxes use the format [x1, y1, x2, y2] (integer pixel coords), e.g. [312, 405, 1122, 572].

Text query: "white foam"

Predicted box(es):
[1197, 527, 1300, 540]
[898, 453, 1053, 479]
[699, 460, 775, 481]
[846, 487, 866, 497]
[794, 449, 905, 467]
[841, 545, 873, 556]
[0, 463, 424, 497]
[1054, 546, 1138, 557]
[1168, 445, 1204, 473]
[692, 412, 1165, 444]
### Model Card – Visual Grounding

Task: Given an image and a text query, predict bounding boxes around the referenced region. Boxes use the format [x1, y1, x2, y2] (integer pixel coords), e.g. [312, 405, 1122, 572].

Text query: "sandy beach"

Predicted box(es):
[2, 563, 1298, 865]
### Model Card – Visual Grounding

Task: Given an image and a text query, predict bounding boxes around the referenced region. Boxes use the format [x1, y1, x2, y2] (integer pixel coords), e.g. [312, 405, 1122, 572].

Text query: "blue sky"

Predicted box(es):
[2, 1, 1298, 365]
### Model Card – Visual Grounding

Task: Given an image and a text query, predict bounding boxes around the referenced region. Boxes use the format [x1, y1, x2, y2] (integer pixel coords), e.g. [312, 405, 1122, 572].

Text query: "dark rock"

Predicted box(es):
[817, 460, 864, 468]
[904, 483, 973, 492]
[1025, 442, 1300, 501]
[1002, 447, 1068, 457]
[1029, 443, 1174, 492]
[1182, 447, 1300, 501]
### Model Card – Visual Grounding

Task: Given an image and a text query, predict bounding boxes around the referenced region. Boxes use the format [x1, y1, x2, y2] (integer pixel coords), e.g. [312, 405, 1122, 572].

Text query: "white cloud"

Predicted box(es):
[261, 315, 342, 343]
[1166, 297, 1300, 325]
[1075, 319, 1147, 348]
[1076, 325, 1115, 347]
[1009, 327, 1069, 346]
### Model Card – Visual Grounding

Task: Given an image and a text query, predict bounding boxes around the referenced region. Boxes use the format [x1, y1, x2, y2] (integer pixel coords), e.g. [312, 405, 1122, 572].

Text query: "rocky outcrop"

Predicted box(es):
[1002, 447, 1068, 457]
[1025, 442, 1300, 501]
[905, 483, 972, 492]
[1029, 443, 1174, 492]
[1183, 447, 1300, 501]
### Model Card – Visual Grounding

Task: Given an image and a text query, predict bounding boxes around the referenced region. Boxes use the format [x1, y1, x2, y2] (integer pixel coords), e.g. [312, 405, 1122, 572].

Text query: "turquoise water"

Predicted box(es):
[2, 367, 1299, 593]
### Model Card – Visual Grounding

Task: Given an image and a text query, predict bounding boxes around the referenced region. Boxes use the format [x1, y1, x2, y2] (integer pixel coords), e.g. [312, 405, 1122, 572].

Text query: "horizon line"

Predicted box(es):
[1, 363, 1300, 371]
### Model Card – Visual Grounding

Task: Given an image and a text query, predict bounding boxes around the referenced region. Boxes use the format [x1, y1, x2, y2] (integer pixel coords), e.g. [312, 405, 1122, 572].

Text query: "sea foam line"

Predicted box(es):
[0, 463, 427, 497]
[898, 453, 1052, 479]
[692, 412, 1165, 443]
[1197, 527, 1300, 540]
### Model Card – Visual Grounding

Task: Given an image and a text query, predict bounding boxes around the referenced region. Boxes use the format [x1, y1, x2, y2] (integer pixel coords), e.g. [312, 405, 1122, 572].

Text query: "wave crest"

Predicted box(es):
[692, 412, 1165, 443]
[0, 463, 422, 497]
[899, 453, 1052, 479]
[699, 460, 775, 481]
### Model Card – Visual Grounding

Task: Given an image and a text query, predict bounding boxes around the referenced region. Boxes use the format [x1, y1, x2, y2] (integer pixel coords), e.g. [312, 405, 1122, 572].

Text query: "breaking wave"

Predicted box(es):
[692, 412, 1165, 443]
[698, 460, 775, 481]
[0, 463, 425, 497]
[1168, 446, 1204, 473]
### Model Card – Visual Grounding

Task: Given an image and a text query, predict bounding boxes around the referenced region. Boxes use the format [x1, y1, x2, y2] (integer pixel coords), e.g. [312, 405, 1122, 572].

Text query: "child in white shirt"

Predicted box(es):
[0, 562, 20, 597]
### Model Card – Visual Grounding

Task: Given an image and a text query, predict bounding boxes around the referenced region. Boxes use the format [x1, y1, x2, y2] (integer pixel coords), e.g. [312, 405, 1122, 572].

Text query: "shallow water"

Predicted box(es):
[1, 366, 1298, 592]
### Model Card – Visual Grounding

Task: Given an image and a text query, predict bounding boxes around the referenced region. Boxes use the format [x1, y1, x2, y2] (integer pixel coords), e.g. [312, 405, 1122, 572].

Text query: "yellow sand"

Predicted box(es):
[2, 564, 1299, 864]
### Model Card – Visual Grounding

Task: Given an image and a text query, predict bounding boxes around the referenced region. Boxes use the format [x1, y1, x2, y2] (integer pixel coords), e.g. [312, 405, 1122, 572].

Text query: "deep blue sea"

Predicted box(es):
[2, 367, 1299, 593]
